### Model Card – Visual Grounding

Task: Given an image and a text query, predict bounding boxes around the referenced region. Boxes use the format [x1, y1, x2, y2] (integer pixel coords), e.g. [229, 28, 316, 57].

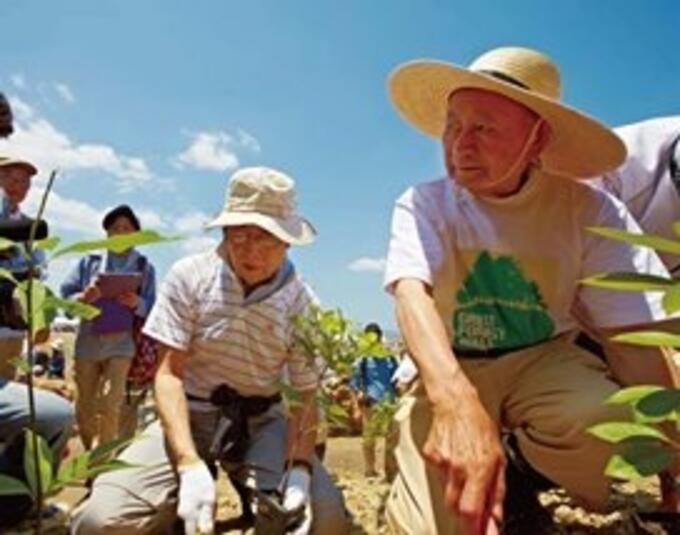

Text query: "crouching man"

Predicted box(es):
[71, 167, 349, 534]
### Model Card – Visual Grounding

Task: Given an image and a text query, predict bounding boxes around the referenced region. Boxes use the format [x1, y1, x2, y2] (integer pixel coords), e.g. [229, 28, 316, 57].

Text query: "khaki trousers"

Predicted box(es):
[70, 406, 350, 535]
[386, 335, 629, 535]
[74, 356, 131, 450]
[0, 336, 23, 380]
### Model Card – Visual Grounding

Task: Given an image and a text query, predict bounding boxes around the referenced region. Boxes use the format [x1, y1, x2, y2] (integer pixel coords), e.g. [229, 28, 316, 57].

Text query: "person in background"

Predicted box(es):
[0, 91, 73, 532]
[594, 116, 680, 273]
[60, 204, 156, 450]
[48, 339, 66, 380]
[350, 323, 399, 480]
[0, 156, 47, 380]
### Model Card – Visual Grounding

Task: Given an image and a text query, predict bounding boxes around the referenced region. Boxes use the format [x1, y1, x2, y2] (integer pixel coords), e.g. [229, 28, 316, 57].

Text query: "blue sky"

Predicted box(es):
[0, 1, 678, 329]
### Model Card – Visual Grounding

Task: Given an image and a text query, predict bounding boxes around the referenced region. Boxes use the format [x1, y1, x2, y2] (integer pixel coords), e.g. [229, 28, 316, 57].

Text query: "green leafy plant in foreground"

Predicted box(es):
[0, 170, 181, 533]
[582, 225, 680, 483]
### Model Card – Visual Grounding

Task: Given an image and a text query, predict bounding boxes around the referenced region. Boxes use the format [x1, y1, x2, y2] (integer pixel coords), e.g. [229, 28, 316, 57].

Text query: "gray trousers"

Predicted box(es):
[71, 403, 349, 534]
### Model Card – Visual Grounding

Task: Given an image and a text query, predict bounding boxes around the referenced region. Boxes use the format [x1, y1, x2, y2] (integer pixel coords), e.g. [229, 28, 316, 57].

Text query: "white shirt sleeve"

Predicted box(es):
[384, 185, 446, 293]
[142, 257, 197, 350]
[577, 192, 670, 328]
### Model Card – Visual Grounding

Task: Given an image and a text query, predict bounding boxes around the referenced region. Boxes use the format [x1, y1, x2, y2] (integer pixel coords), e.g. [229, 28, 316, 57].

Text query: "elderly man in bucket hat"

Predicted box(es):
[383, 46, 680, 534]
[71, 167, 349, 534]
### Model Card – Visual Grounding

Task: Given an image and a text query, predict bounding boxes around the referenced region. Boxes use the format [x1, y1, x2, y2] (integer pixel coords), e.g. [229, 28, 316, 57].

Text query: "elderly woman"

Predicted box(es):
[61, 204, 156, 449]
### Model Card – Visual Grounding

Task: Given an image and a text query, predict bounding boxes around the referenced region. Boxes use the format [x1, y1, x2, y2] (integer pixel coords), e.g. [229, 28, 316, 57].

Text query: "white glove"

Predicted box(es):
[177, 461, 216, 535]
[282, 466, 312, 535]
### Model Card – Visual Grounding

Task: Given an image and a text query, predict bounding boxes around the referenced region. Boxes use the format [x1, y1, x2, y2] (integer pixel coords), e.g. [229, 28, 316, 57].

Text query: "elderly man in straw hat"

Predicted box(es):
[71, 167, 349, 535]
[382, 46, 680, 534]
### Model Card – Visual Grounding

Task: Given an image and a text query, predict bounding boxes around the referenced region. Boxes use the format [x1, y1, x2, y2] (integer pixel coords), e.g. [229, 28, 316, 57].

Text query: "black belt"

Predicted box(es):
[187, 385, 281, 463]
[453, 343, 534, 359]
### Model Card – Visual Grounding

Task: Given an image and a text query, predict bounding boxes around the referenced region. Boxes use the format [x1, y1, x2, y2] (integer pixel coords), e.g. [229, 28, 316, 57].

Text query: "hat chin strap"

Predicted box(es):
[468, 118, 545, 197]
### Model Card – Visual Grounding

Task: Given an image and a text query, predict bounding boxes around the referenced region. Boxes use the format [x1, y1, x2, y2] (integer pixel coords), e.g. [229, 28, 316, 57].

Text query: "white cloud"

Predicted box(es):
[132, 207, 166, 229]
[54, 83, 76, 104]
[46, 256, 80, 292]
[181, 235, 218, 255]
[176, 131, 239, 172]
[237, 129, 261, 152]
[10, 73, 26, 89]
[24, 186, 102, 235]
[0, 96, 154, 191]
[174, 210, 213, 233]
[348, 257, 386, 273]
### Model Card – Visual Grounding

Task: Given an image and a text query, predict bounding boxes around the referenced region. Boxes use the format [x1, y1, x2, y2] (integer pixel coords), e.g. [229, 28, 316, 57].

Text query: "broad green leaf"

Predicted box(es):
[15, 281, 55, 335]
[326, 403, 350, 427]
[277, 380, 303, 411]
[588, 421, 669, 443]
[23, 429, 54, 498]
[606, 385, 664, 405]
[588, 227, 680, 255]
[89, 435, 136, 465]
[636, 389, 680, 420]
[580, 272, 674, 292]
[85, 459, 137, 479]
[56, 453, 91, 486]
[611, 330, 680, 348]
[673, 220, 680, 238]
[12, 356, 31, 375]
[662, 285, 680, 315]
[0, 237, 16, 251]
[43, 296, 100, 320]
[0, 267, 17, 284]
[33, 236, 61, 251]
[52, 230, 182, 259]
[604, 441, 673, 480]
[0, 474, 32, 497]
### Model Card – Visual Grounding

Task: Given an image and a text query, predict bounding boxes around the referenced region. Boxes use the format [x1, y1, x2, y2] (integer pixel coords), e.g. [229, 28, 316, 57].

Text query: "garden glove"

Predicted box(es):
[177, 460, 216, 534]
[282, 465, 312, 534]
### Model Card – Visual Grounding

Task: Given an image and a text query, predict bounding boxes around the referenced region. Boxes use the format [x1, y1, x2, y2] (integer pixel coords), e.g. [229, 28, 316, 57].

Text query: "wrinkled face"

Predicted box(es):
[225, 224, 289, 289]
[0, 165, 31, 207]
[106, 216, 137, 237]
[442, 88, 545, 196]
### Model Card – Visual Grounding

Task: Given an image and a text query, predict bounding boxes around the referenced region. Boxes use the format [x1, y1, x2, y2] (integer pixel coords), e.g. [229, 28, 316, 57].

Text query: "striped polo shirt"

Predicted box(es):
[143, 249, 319, 398]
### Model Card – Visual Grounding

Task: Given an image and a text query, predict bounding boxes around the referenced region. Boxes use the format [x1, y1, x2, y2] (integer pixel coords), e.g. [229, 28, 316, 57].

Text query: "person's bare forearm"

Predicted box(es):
[394, 279, 477, 404]
[286, 390, 318, 462]
[154, 348, 200, 466]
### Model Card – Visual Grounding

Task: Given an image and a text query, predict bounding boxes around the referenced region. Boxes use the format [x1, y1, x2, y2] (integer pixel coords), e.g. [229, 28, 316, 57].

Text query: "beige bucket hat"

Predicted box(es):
[389, 46, 626, 179]
[0, 156, 37, 176]
[206, 166, 316, 246]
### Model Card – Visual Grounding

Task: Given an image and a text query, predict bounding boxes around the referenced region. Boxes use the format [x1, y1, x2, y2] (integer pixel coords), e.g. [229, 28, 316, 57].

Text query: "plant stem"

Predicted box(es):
[24, 170, 56, 533]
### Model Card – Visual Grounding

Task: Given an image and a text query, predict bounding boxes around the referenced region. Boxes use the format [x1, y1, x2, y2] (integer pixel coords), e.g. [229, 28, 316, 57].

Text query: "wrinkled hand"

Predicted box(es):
[80, 284, 101, 304]
[283, 466, 312, 535]
[177, 461, 216, 535]
[117, 291, 139, 309]
[424, 379, 505, 535]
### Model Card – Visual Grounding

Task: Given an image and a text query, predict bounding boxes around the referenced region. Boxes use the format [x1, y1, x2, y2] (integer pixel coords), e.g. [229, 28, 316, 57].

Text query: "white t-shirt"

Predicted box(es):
[384, 170, 669, 352]
[593, 116, 680, 272]
[144, 249, 319, 398]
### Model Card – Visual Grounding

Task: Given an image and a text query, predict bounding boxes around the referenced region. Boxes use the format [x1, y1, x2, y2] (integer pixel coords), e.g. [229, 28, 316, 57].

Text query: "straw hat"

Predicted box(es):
[389, 46, 626, 179]
[206, 167, 316, 246]
[0, 156, 37, 177]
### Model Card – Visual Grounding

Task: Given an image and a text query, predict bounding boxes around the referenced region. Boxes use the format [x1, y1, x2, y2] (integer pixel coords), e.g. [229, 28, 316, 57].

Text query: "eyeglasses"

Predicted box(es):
[228, 227, 283, 249]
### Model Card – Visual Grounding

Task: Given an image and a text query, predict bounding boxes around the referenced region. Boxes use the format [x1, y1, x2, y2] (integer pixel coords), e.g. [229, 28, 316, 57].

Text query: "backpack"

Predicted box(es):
[126, 255, 160, 390]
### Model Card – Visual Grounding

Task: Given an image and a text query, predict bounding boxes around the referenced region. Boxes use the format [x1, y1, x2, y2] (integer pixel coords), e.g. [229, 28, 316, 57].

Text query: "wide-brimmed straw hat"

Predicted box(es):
[0, 156, 37, 177]
[389, 46, 626, 178]
[206, 166, 316, 246]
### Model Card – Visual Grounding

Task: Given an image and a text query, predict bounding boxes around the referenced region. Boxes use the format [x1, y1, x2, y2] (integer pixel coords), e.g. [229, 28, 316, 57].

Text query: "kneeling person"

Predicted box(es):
[71, 167, 349, 534]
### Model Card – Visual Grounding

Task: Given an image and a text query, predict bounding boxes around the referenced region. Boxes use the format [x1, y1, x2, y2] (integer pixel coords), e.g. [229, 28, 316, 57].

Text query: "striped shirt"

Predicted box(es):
[143, 249, 319, 398]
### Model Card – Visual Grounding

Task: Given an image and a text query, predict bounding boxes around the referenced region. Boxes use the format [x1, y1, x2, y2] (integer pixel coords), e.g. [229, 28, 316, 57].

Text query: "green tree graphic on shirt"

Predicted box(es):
[453, 251, 555, 350]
